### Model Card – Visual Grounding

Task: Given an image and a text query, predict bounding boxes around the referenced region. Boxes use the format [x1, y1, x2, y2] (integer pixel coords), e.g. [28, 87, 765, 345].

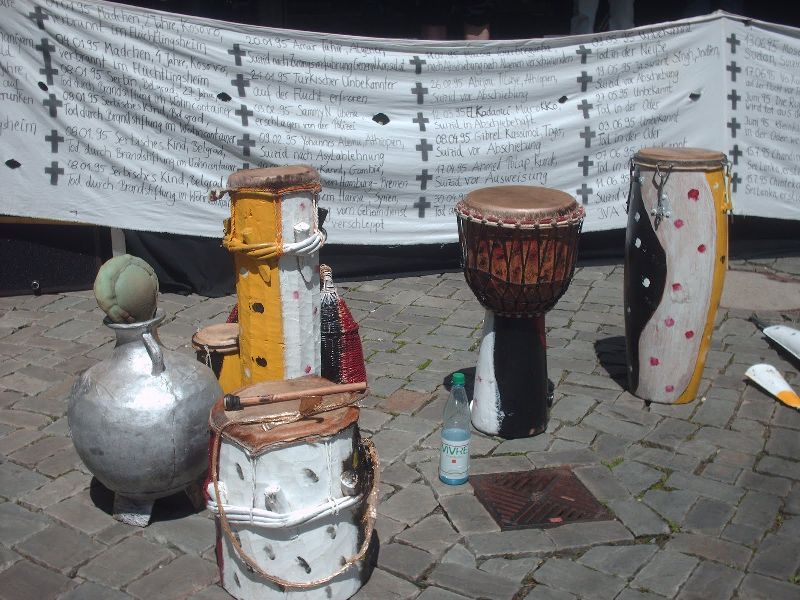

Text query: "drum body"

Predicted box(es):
[207, 377, 377, 600]
[192, 323, 241, 394]
[624, 148, 730, 404]
[224, 166, 325, 386]
[456, 186, 584, 438]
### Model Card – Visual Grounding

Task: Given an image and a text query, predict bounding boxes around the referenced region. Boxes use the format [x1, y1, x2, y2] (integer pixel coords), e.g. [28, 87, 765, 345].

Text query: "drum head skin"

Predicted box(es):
[634, 147, 726, 170]
[458, 185, 583, 225]
[191, 323, 239, 353]
[210, 375, 360, 454]
[227, 165, 319, 190]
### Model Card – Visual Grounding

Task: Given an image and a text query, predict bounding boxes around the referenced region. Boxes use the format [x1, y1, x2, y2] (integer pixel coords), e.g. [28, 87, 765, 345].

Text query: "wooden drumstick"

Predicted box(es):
[224, 381, 367, 411]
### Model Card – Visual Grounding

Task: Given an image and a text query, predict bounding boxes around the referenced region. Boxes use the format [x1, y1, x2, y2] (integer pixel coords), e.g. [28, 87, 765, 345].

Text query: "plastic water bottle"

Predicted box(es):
[439, 372, 471, 485]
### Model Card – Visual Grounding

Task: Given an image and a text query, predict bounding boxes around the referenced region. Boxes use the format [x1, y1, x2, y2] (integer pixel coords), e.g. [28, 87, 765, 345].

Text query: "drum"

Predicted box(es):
[192, 323, 241, 394]
[624, 147, 731, 404]
[221, 165, 326, 386]
[456, 186, 584, 438]
[207, 376, 377, 600]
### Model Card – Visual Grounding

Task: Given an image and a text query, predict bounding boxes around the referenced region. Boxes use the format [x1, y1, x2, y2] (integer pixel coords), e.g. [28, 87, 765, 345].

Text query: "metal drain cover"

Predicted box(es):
[470, 467, 612, 530]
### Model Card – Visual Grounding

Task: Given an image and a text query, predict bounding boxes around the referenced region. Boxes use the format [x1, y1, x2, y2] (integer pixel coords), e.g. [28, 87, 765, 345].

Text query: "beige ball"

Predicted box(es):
[94, 255, 159, 323]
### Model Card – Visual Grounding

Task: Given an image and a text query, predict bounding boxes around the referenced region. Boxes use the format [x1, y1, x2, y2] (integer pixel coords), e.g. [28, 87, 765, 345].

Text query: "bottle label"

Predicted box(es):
[439, 436, 470, 479]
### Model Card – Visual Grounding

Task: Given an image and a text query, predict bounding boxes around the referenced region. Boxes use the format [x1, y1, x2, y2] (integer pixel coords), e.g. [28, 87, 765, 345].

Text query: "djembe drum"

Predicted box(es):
[207, 376, 378, 600]
[456, 186, 585, 439]
[625, 147, 731, 404]
[192, 323, 241, 394]
[215, 165, 326, 386]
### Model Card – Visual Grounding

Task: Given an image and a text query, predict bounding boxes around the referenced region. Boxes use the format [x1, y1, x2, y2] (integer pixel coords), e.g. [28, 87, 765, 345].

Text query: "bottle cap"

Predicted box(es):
[452, 372, 465, 386]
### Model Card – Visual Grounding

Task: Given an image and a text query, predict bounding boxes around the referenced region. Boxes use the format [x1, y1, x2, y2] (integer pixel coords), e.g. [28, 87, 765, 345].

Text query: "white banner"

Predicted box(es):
[1, 2, 799, 244]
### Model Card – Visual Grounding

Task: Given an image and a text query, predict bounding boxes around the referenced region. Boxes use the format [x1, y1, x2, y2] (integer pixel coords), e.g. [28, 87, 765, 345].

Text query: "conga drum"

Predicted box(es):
[456, 186, 585, 439]
[624, 147, 731, 404]
[192, 323, 241, 394]
[221, 166, 326, 386]
[207, 376, 378, 600]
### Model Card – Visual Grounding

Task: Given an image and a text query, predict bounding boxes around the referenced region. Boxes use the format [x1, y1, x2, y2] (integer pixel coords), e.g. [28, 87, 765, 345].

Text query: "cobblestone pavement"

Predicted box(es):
[0, 253, 799, 600]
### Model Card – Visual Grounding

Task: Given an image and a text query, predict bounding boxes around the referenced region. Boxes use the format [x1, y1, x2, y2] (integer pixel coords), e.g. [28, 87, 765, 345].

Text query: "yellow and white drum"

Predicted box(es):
[624, 147, 732, 404]
[221, 166, 325, 386]
[207, 376, 377, 600]
[192, 323, 241, 394]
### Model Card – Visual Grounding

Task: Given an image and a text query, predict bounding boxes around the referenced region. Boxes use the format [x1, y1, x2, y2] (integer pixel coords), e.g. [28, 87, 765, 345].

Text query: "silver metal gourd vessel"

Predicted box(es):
[67, 309, 222, 527]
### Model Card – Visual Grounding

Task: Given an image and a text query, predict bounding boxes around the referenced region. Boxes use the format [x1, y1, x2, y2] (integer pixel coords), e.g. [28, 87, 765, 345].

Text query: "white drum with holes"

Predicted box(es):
[207, 385, 377, 600]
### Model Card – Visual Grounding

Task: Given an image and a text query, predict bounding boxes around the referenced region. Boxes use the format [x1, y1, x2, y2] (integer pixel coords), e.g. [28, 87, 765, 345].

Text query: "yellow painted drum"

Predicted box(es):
[624, 148, 732, 404]
[192, 323, 241, 394]
[223, 165, 325, 386]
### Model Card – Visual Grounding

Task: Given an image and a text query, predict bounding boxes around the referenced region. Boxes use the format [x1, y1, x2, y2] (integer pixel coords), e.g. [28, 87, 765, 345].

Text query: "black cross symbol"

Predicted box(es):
[413, 112, 429, 132]
[45, 161, 63, 185]
[728, 144, 742, 166]
[43, 93, 62, 117]
[416, 169, 432, 190]
[726, 61, 741, 82]
[36, 38, 54, 61]
[727, 118, 741, 138]
[236, 104, 253, 127]
[577, 99, 593, 119]
[726, 33, 740, 54]
[576, 183, 593, 205]
[237, 134, 256, 156]
[416, 139, 433, 161]
[39, 62, 58, 84]
[576, 45, 592, 64]
[727, 89, 741, 111]
[409, 55, 426, 75]
[578, 155, 594, 176]
[29, 6, 49, 29]
[411, 82, 428, 104]
[414, 196, 431, 218]
[231, 73, 250, 97]
[45, 129, 64, 153]
[576, 71, 593, 92]
[580, 126, 596, 148]
[228, 43, 247, 66]
[731, 172, 741, 193]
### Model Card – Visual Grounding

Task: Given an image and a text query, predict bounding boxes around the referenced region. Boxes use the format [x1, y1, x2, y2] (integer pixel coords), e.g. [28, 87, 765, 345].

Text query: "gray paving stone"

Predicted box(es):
[0, 460, 48, 500]
[581, 412, 649, 441]
[20, 470, 89, 509]
[394, 513, 460, 556]
[8, 435, 72, 467]
[714, 449, 756, 470]
[682, 497, 735, 536]
[142, 513, 215, 555]
[469, 454, 535, 474]
[379, 483, 437, 525]
[523, 585, 577, 600]
[0, 502, 51, 546]
[573, 465, 631, 502]
[700, 462, 741, 484]
[665, 472, 744, 505]
[14, 524, 104, 573]
[631, 550, 698, 597]
[374, 513, 408, 544]
[748, 532, 800, 581]
[527, 449, 599, 468]
[382, 461, 422, 487]
[674, 560, 743, 600]
[441, 543, 476, 569]
[736, 470, 794, 497]
[350, 567, 420, 600]
[616, 590, 665, 600]
[77, 536, 176, 588]
[546, 520, 633, 551]
[0, 428, 46, 456]
[466, 529, 555, 560]
[732, 490, 782, 531]
[126, 555, 219, 600]
[738, 573, 800, 600]
[494, 433, 551, 454]
[611, 461, 664, 496]
[549, 394, 596, 424]
[439, 492, 499, 534]
[0, 546, 19, 570]
[766, 425, 800, 460]
[416, 587, 472, 600]
[0, 408, 51, 429]
[626, 445, 701, 473]
[0, 559, 73, 600]
[580, 545, 660, 580]
[187, 586, 234, 600]
[591, 433, 632, 461]
[721, 522, 764, 547]
[608, 499, 669, 537]
[694, 426, 764, 455]
[533, 557, 626, 600]
[368, 429, 427, 465]
[61, 582, 133, 600]
[643, 418, 698, 450]
[427, 562, 519, 599]
[664, 533, 752, 570]
[378, 542, 435, 581]
[757, 455, 800, 481]
[479, 556, 539, 583]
